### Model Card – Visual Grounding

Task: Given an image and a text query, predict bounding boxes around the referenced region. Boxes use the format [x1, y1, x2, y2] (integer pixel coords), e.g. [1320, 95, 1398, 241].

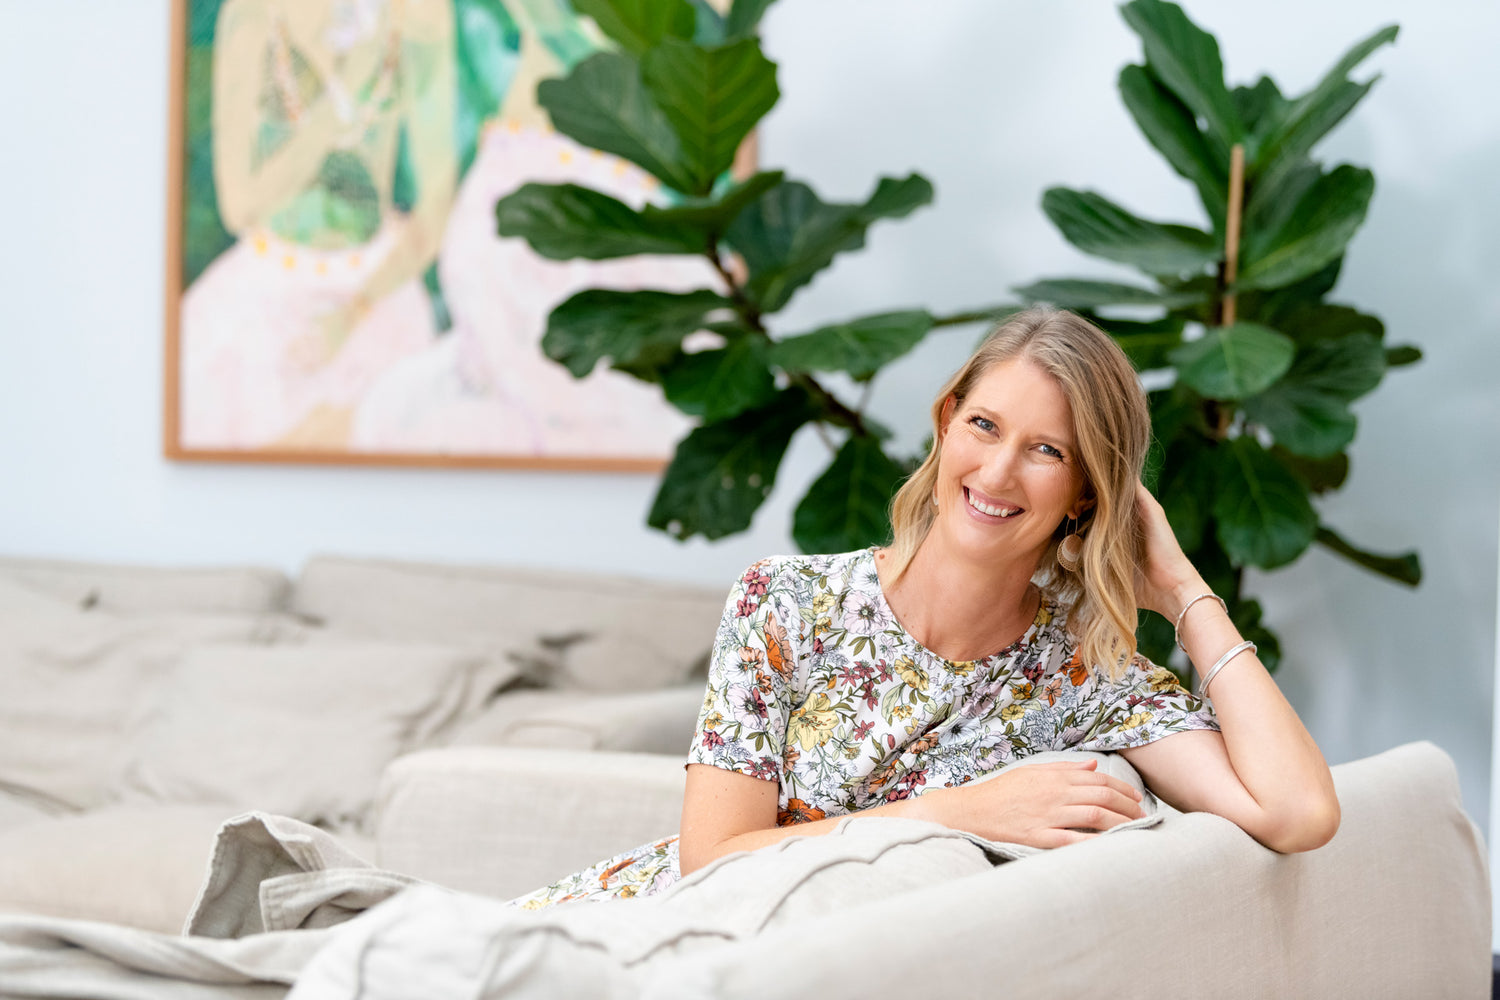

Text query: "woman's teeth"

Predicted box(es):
[966, 492, 1022, 518]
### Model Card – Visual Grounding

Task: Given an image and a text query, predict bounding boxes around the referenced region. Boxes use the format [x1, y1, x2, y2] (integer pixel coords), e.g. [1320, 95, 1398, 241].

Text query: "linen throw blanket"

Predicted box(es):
[0, 754, 1160, 998]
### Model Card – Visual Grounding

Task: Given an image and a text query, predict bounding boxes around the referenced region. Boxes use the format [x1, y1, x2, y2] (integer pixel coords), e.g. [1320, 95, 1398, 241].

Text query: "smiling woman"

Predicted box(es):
[503, 307, 1340, 909]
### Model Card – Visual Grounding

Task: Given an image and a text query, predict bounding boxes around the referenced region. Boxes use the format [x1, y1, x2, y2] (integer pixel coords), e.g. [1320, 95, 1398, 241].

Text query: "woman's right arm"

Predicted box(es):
[677, 758, 1145, 876]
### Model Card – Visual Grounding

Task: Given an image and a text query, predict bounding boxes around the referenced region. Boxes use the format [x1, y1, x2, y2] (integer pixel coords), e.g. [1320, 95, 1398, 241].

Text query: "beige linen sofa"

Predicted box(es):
[0, 554, 722, 933]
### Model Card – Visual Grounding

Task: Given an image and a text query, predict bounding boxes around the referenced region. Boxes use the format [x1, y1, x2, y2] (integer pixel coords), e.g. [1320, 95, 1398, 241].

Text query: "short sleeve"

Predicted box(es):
[685, 559, 801, 783]
[1074, 653, 1219, 753]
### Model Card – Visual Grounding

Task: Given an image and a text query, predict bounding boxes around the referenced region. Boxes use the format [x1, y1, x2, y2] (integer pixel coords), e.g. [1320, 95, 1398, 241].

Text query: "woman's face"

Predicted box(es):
[933, 357, 1091, 570]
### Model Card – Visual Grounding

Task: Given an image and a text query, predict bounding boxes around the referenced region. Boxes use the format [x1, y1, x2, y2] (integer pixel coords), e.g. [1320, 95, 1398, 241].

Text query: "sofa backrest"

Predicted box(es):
[291, 555, 728, 692]
[0, 556, 289, 616]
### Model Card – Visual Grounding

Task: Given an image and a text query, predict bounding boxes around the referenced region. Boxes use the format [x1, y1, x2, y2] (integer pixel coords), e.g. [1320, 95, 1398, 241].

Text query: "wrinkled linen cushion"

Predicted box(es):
[119, 641, 518, 827]
[0, 555, 288, 615]
[291, 555, 724, 691]
[0, 579, 283, 810]
[439, 685, 704, 756]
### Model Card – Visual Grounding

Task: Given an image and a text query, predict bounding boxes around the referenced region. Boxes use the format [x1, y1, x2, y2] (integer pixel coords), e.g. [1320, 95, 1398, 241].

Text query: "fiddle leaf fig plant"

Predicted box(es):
[1016, 0, 1421, 671]
[495, 0, 1010, 553]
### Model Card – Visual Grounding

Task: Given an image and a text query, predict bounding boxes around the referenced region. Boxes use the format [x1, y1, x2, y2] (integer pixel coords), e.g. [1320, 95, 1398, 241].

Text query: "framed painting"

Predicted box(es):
[163, 0, 723, 470]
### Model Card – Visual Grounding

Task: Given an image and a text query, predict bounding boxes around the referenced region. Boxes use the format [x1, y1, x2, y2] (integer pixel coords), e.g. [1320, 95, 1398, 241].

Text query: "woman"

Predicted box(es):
[511, 308, 1340, 908]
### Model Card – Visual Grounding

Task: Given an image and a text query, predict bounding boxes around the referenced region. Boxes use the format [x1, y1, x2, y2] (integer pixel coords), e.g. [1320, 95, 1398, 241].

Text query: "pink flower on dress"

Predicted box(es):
[736, 596, 760, 618]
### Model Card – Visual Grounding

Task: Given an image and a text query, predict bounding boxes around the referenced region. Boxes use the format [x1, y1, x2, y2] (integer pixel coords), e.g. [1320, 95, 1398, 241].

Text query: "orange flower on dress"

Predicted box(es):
[777, 798, 826, 826]
[598, 858, 635, 888]
[1066, 650, 1090, 687]
[763, 612, 794, 678]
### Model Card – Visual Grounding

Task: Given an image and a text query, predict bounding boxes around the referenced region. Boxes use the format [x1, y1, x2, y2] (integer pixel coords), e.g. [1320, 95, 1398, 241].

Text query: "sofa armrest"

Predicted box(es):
[375, 747, 685, 902]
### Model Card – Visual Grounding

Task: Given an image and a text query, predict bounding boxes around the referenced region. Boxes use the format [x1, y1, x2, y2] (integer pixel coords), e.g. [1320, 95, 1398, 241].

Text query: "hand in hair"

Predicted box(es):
[920, 758, 1145, 848]
[1132, 481, 1206, 621]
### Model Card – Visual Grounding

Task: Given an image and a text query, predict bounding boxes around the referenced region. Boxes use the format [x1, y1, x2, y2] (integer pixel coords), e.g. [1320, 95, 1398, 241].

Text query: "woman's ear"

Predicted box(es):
[937, 395, 957, 442]
[1070, 493, 1097, 521]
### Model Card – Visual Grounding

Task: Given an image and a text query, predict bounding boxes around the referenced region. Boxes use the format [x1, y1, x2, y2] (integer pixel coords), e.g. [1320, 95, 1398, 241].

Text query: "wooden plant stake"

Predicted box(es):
[1222, 143, 1246, 326]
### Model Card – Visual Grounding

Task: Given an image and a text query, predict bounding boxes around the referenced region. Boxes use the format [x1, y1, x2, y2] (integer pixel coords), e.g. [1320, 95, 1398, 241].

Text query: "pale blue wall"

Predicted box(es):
[1, 0, 1496, 922]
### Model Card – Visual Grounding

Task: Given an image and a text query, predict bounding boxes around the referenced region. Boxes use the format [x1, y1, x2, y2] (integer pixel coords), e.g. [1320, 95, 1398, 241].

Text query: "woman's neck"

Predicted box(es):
[875, 538, 1041, 662]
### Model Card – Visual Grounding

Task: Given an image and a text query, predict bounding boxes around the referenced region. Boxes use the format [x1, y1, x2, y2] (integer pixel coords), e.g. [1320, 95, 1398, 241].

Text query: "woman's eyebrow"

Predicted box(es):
[966, 404, 1075, 447]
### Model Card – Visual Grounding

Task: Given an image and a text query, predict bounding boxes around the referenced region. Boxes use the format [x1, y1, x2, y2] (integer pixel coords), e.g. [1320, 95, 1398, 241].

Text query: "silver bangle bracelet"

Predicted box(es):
[1173, 592, 1228, 652]
[1198, 640, 1257, 700]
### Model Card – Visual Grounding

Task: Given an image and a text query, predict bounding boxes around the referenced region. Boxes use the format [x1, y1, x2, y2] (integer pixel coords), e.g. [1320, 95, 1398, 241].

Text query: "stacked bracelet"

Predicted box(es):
[1198, 640, 1257, 699]
[1173, 592, 1227, 652]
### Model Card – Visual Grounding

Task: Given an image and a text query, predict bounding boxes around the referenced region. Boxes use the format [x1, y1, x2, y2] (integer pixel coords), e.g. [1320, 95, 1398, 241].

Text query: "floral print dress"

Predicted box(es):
[508, 548, 1218, 909]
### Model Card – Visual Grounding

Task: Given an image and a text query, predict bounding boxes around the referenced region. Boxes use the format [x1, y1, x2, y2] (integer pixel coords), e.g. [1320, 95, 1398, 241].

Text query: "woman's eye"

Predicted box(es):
[969, 416, 995, 432]
[1038, 443, 1064, 459]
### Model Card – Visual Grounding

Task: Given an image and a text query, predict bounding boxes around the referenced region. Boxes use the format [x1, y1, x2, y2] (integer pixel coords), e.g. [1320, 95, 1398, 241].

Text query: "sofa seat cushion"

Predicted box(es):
[291, 555, 725, 691]
[0, 555, 289, 615]
[0, 805, 233, 933]
[0, 788, 61, 835]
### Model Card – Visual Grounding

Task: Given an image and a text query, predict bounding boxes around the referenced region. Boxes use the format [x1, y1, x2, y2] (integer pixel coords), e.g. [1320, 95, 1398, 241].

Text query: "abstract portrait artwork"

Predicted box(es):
[165, 0, 716, 469]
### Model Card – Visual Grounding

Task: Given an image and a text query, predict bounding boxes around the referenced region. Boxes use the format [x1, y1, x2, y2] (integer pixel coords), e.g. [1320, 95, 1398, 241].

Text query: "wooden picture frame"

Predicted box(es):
[163, 0, 723, 472]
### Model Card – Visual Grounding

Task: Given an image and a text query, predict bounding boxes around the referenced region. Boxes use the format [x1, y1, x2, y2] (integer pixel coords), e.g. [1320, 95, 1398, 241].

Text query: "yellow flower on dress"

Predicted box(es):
[948, 660, 977, 677]
[1147, 667, 1179, 693]
[892, 703, 913, 721]
[703, 711, 724, 730]
[1000, 704, 1027, 722]
[895, 656, 928, 691]
[813, 615, 832, 637]
[786, 692, 840, 750]
[812, 593, 835, 615]
[520, 898, 547, 911]
[1035, 606, 1054, 626]
[1121, 710, 1153, 730]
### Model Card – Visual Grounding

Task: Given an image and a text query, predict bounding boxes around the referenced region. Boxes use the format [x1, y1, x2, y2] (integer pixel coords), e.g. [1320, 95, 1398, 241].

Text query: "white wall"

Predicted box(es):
[1, 0, 1496, 882]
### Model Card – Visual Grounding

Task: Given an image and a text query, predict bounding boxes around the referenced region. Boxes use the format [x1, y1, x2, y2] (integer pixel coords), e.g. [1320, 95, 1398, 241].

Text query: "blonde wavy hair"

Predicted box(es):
[886, 308, 1151, 680]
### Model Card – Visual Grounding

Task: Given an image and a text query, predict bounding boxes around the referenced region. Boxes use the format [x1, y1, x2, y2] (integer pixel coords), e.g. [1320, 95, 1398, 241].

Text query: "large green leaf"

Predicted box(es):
[1273, 302, 1384, 344]
[727, 175, 934, 312]
[649, 389, 818, 540]
[1169, 323, 1295, 399]
[569, 0, 694, 56]
[770, 310, 933, 379]
[792, 436, 908, 553]
[1386, 344, 1422, 367]
[1242, 333, 1385, 457]
[543, 288, 730, 376]
[1042, 188, 1220, 277]
[1254, 25, 1397, 171]
[1232, 76, 1287, 140]
[1227, 597, 1282, 672]
[537, 51, 694, 192]
[661, 337, 777, 421]
[1159, 441, 1220, 553]
[724, 0, 778, 38]
[1212, 437, 1319, 569]
[1273, 446, 1349, 495]
[641, 169, 783, 235]
[495, 183, 703, 259]
[1118, 64, 1227, 230]
[641, 37, 779, 194]
[1120, 0, 1241, 152]
[1012, 278, 1203, 311]
[1240, 165, 1374, 290]
[1315, 524, 1421, 586]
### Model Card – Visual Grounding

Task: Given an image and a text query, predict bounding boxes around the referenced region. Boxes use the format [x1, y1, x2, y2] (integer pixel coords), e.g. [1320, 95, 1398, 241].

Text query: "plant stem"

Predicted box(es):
[1221, 144, 1246, 326]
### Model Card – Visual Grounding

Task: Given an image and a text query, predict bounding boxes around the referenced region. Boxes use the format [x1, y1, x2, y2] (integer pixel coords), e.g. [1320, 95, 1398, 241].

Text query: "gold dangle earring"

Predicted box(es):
[1057, 515, 1084, 572]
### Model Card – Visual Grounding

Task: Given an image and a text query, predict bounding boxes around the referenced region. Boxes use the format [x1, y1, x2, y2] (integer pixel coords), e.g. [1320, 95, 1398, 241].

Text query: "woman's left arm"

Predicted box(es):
[1118, 482, 1340, 854]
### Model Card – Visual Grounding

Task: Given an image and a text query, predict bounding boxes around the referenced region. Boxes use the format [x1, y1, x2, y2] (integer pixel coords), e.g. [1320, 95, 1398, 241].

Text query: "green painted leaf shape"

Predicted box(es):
[1240, 165, 1374, 291]
[792, 436, 908, 554]
[770, 310, 933, 379]
[1118, 64, 1227, 230]
[642, 170, 784, 233]
[495, 183, 703, 260]
[727, 175, 935, 312]
[725, 0, 778, 39]
[537, 51, 694, 192]
[661, 337, 777, 421]
[641, 37, 779, 194]
[1254, 25, 1397, 171]
[1013, 277, 1202, 311]
[1212, 438, 1318, 569]
[649, 388, 817, 540]
[568, 0, 694, 56]
[1315, 524, 1420, 586]
[543, 288, 731, 377]
[1242, 333, 1385, 457]
[1042, 188, 1219, 277]
[453, 0, 520, 178]
[1120, 0, 1241, 151]
[1168, 323, 1295, 399]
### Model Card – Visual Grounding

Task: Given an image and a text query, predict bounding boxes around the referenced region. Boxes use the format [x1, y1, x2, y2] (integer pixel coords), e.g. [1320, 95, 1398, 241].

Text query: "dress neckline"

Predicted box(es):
[861, 546, 1050, 666]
